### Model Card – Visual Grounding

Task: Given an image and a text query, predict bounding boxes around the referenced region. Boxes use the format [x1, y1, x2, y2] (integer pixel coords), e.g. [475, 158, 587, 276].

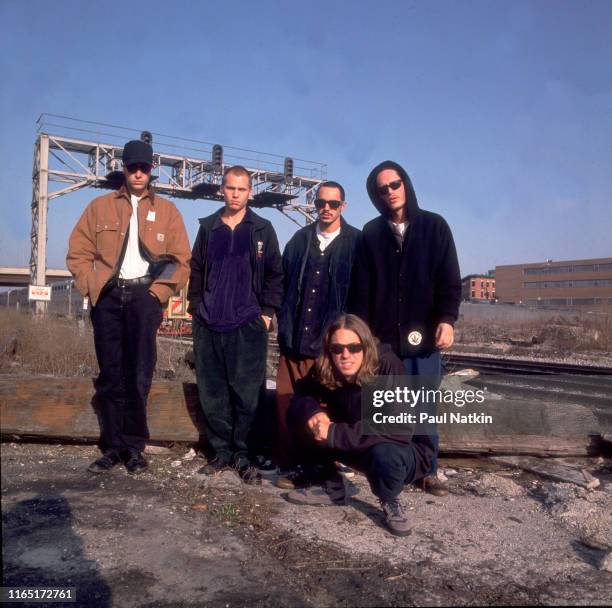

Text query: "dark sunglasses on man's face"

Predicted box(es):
[329, 342, 364, 355]
[314, 198, 343, 210]
[126, 163, 152, 174]
[377, 180, 402, 195]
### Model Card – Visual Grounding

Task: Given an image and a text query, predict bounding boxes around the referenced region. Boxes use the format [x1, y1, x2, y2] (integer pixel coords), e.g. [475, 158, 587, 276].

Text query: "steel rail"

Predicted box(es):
[444, 352, 612, 376]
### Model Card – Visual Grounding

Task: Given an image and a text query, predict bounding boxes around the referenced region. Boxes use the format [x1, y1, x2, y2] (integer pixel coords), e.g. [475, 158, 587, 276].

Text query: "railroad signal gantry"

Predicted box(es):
[29, 114, 327, 311]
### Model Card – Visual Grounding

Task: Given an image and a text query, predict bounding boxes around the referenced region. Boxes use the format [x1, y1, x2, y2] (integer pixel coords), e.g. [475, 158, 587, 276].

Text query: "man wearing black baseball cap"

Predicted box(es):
[67, 138, 191, 475]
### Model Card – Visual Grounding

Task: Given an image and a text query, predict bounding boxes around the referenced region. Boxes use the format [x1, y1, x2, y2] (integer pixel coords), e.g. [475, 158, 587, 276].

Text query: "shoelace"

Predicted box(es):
[383, 500, 405, 518]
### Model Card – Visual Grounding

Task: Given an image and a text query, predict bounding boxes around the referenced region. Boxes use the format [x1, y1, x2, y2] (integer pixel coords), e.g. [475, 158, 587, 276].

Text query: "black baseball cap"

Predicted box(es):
[122, 140, 153, 166]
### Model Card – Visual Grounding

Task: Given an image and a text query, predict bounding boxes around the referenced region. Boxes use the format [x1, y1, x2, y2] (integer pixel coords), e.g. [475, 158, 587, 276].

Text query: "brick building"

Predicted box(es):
[461, 274, 496, 302]
[495, 257, 612, 312]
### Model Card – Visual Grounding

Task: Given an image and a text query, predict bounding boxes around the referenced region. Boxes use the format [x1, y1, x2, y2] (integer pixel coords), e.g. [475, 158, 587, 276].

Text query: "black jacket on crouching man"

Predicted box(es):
[187, 208, 283, 317]
[287, 344, 435, 498]
[277, 217, 360, 358]
[348, 161, 461, 358]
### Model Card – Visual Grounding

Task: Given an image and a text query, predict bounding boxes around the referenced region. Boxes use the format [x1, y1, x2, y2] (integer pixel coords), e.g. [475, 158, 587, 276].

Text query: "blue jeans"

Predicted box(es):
[402, 351, 442, 474]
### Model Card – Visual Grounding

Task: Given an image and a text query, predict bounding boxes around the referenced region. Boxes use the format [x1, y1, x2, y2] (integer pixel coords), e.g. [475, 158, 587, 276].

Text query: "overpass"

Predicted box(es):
[0, 267, 71, 287]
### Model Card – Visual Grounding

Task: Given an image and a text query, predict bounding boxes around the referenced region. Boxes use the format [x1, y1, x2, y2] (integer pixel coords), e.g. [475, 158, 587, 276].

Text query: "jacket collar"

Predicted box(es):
[114, 185, 156, 206]
[308, 216, 351, 239]
[200, 206, 264, 229]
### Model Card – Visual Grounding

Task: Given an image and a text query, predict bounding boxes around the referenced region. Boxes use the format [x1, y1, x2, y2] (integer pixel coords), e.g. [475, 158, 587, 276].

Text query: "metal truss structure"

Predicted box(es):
[30, 114, 327, 304]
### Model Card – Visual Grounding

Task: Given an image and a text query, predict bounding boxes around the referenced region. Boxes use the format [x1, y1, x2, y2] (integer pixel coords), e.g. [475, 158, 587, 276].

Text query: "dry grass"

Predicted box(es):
[454, 313, 612, 352]
[0, 308, 195, 380]
[2, 306, 610, 378]
[0, 308, 98, 376]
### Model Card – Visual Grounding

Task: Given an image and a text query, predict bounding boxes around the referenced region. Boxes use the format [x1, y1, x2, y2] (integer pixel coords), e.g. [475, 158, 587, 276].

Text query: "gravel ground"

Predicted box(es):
[2, 442, 612, 607]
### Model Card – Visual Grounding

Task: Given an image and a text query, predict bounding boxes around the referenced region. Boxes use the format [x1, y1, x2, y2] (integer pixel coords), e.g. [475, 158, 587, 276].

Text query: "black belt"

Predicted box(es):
[115, 276, 152, 288]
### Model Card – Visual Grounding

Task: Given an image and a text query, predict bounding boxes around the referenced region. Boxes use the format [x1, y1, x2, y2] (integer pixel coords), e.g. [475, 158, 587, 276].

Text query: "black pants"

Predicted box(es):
[192, 317, 268, 464]
[90, 283, 162, 453]
[297, 442, 417, 503]
[342, 443, 417, 503]
[287, 407, 418, 503]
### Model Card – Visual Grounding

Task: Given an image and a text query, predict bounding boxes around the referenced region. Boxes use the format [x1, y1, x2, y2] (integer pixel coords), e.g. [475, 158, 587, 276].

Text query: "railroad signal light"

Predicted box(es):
[140, 131, 153, 145]
[212, 144, 223, 173]
[284, 157, 294, 184]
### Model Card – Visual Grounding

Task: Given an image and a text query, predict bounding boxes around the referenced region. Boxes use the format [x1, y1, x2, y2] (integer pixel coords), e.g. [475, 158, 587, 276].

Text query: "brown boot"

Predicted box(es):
[420, 474, 449, 497]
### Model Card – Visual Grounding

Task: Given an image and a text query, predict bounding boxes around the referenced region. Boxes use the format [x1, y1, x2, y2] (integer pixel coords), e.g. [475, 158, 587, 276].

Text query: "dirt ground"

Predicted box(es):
[2, 442, 611, 607]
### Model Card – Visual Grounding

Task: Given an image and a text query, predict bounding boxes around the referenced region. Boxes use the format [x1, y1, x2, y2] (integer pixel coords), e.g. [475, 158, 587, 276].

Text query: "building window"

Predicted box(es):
[572, 298, 599, 305]
[524, 278, 612, 289]
[471, 280, 475, 287]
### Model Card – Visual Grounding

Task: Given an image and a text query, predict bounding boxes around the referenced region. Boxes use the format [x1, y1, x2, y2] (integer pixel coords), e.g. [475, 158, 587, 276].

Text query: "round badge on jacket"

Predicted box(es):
[407, 331, 422, 346]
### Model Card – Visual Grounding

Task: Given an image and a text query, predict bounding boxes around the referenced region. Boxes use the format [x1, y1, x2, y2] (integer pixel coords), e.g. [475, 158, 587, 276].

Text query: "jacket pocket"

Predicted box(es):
[95, 223, 119, 254]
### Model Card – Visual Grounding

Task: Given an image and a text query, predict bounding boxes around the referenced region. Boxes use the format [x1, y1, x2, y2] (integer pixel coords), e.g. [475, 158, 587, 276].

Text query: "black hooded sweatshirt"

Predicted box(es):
[348, 161, 461, 358]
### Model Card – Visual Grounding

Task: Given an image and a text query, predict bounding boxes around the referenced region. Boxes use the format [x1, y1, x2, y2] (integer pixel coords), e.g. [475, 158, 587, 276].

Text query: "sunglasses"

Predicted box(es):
[126, 163, 152, 174]
[329, 342, 364, 355]
[314, 198, 343, 210]
[378, 180, 402, 195]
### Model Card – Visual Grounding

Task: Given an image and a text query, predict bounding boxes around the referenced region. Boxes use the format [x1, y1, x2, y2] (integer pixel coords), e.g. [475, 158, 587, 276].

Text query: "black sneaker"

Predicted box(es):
[254, 455, 277, 476]
[87, 451, 121, 474]
[123, 450, 148, 475]
[286, 473, 349, 506]
[198, 457, 231, 475]
[275, 466, 311, 490]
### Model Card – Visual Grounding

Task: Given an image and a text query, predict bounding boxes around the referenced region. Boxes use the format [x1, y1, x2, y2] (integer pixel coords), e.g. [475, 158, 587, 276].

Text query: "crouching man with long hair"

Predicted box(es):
[285, 314, 434, 536]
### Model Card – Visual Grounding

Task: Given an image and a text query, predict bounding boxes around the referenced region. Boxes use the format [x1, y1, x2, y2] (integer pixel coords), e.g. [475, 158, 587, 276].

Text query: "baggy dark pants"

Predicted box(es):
[286, 406, 418, 503]
[293, 441, 418, 503]
[402, 351, 442, 474]
[90, 283, 162, 453]
[341, 443, 418, 503]
[192, 317, 268, 463]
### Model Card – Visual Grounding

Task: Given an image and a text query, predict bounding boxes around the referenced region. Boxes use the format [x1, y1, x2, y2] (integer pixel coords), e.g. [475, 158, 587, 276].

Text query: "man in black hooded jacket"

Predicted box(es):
[348, 160, 461, 496]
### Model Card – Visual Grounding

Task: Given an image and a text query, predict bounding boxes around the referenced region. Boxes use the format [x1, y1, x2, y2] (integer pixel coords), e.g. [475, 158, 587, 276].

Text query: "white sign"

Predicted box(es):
[28, 285, 51, 301]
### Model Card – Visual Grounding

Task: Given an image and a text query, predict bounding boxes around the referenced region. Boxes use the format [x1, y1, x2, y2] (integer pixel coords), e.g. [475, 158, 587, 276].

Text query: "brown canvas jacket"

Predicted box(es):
[66, 186, 191, 306]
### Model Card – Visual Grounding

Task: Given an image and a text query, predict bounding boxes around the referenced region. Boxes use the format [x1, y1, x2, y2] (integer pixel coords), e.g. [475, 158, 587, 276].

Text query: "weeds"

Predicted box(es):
[211, 502, 239, 520]
[0, 308, 195, 379]
[1, 305, 609, 378]
[454, 313, 612, 352]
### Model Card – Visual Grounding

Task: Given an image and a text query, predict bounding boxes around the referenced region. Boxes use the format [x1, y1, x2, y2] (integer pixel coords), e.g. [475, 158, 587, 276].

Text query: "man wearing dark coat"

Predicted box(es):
[275, 181, 360, 485]
[348, 160, 461, 496]
[188, 165, 283, 484]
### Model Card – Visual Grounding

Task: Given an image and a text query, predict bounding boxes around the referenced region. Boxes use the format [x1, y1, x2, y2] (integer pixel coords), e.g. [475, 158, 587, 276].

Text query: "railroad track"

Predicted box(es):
[444, 353, 612, 376]
[444, 353, 612, 414]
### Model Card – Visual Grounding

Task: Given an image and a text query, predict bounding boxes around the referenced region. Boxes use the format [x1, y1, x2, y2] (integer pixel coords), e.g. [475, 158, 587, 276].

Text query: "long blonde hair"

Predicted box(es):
[315, 314, 379, 388]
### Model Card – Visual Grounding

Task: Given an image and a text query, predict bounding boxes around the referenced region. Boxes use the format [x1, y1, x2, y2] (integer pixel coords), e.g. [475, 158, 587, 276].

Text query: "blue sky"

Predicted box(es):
[1, 0, 610, 276]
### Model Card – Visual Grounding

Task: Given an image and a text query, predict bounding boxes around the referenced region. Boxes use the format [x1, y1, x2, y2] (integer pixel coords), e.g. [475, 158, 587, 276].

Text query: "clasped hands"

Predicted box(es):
[307, 411, 332, 442]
